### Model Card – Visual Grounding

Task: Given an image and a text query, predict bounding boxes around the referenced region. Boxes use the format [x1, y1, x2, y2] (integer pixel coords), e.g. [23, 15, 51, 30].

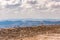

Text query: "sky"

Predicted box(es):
[0, 0, 60, 21]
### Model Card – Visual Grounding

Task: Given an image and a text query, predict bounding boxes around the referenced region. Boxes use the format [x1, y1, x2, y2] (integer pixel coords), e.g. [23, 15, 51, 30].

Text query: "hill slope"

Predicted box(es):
[0, 25, 60, 40]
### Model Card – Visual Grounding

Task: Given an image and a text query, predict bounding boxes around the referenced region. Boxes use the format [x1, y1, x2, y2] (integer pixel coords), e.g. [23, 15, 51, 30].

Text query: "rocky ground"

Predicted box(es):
[0, 25, 60, 40]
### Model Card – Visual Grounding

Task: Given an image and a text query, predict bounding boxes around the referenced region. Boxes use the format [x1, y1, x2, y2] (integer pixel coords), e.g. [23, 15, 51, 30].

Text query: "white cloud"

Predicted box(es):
[0, 0, 60, 21]
[0, 0, 60, 9]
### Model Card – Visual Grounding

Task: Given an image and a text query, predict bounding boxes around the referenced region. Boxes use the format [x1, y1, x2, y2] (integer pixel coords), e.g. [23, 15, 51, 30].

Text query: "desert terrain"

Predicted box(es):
[0, 25, 60, 40]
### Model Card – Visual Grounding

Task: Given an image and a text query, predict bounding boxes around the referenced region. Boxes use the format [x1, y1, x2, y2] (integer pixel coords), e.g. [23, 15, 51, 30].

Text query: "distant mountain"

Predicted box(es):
[43, 21, 60, 25]
[0, 19, 60, 28]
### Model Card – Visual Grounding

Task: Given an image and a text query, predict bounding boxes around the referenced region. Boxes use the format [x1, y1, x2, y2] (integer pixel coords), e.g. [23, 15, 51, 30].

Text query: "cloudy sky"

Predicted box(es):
[0, 0, 60, 21]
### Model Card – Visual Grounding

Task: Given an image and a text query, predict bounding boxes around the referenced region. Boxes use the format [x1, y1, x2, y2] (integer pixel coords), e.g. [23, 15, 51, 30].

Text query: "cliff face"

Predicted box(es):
[0, 25, 60, 40]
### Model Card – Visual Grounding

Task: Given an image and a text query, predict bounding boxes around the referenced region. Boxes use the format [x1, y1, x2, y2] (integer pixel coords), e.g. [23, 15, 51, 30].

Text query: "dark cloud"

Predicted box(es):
[5, 0, 10, 1]
[51, 4, 60, 9]
[5, 4, 21, 8]
[27, 0, 37, 4]
[5, 0, 22, 8]
[52, 0, 60, 2]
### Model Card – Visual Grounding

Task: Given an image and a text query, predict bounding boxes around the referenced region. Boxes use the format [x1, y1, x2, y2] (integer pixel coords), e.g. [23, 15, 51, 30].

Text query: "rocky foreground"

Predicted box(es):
[0, 25, 60, 40]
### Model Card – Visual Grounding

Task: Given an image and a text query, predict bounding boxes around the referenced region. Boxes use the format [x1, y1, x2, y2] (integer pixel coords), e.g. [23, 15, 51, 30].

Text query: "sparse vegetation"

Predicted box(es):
[0, 25, 60, 40]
